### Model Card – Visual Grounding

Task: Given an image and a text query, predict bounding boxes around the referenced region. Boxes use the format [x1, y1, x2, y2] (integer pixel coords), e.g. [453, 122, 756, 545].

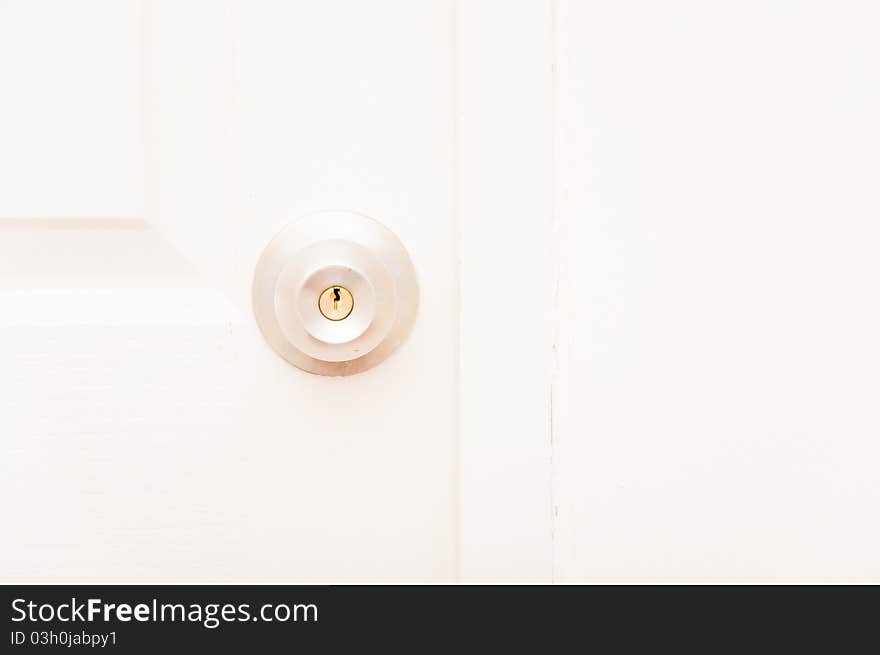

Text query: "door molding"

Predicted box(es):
[457, 0, 556, 582]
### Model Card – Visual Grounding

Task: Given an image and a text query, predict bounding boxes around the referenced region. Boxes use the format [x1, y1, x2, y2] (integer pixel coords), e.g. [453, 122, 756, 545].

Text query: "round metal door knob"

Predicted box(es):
[252, 211, 419, 376]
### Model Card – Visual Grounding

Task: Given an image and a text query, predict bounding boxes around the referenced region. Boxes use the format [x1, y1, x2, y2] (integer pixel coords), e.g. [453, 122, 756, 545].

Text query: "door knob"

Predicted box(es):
[252, 211, 419, 376]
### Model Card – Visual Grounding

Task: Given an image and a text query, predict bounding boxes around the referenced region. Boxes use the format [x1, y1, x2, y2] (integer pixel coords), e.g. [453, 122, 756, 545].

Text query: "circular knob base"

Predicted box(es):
[252, 212, 419, 376]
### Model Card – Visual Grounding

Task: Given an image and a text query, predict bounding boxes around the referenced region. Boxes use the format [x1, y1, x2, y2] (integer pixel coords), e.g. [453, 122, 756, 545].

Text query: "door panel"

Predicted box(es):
[0, 1, 143, 218]
[1, 0, 457, 583]
[555, 0, 880, 582]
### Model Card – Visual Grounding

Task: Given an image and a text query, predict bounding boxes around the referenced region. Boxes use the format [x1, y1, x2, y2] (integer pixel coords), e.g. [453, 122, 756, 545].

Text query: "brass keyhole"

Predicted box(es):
[318, 285, 354, 321]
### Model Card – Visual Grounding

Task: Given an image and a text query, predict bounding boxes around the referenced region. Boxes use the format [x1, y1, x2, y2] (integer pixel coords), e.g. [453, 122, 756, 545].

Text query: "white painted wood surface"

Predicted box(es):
[1, 0, 457, 583]
[0, 1, 143, 218]
[457, 0, 554, 582]
[555, 0, 880, 582]
[3, 1, 879, 583]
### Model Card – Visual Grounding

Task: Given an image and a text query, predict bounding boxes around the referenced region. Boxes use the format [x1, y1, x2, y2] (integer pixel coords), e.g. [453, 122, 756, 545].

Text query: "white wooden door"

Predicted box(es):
[1, 0, 457, 583]
[3, 1, 879, 584]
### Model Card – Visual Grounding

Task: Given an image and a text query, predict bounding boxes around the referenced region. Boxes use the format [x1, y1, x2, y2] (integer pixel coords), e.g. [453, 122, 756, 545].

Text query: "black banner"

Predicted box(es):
[2, 585, 877, 651]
